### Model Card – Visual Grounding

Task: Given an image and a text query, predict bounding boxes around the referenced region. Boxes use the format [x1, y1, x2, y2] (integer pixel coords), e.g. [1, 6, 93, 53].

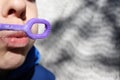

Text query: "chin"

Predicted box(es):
[0, 39, 34, 70]
[0, 50, 26, 70]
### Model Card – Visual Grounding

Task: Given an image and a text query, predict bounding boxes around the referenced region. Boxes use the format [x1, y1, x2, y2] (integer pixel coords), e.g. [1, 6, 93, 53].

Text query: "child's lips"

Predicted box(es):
[1, 31, 29, 48]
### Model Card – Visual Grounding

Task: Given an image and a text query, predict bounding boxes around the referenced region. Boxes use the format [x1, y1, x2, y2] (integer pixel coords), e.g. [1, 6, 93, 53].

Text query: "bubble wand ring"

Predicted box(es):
[0, 18, 51, 39]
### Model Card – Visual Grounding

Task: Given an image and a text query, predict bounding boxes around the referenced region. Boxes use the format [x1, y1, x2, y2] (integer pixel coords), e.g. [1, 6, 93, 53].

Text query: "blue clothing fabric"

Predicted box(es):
[31, 64, 55, 80]
[2, 46, 55, 80]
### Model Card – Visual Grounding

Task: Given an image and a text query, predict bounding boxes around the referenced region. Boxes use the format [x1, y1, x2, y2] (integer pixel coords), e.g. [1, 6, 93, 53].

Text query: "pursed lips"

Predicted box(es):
[0, 31, 29, 48]
[5, 31, 27, 38]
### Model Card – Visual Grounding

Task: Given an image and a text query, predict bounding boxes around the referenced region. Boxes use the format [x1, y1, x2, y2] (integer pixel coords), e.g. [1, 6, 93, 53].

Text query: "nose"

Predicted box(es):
[1, 0, 26, 20]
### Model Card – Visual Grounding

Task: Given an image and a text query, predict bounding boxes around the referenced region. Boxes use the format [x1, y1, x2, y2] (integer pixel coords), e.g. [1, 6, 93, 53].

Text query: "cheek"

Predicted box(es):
[26, 3, 38, 33]
[31, 24, 38, 34]
[26, 3, 38, 18]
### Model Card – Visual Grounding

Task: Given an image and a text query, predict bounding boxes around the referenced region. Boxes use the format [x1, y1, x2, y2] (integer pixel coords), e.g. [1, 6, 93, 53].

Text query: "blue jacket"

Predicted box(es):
[1, 46, 55, 80]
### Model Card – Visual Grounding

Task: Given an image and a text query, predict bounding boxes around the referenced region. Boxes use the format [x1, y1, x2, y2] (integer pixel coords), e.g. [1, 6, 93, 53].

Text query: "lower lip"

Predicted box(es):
[3, 37, 29, 48]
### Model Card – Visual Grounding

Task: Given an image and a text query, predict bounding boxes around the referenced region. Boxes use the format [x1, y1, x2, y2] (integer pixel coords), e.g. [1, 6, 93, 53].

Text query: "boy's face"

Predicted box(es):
[0, 0, 38, 69]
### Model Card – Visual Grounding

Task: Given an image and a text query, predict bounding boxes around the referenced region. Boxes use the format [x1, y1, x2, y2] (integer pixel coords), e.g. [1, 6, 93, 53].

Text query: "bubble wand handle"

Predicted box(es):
[0, 24, 23, 31]
[0, 18, 51, 39]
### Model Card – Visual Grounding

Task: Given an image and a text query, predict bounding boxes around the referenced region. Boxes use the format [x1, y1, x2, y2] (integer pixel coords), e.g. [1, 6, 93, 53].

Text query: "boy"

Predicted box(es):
[0, 0, 55, 80]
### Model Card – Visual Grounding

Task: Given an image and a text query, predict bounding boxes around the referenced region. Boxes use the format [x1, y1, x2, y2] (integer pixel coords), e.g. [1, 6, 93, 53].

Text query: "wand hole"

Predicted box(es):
[31, 23, 45, 34]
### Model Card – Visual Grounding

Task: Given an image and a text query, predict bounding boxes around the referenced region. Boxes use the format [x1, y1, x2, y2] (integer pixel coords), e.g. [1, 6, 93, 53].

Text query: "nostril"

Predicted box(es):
[20, 11, 26, 20]
[8, 9, 16, 15]
[8, 9, 26, 20]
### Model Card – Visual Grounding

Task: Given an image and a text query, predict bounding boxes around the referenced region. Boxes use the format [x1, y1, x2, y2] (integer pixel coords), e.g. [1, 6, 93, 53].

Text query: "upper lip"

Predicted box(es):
[1, 31, 27, 38]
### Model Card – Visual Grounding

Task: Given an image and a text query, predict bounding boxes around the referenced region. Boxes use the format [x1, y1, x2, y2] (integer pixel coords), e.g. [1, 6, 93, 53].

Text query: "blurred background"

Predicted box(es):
[36, 0, 120, 80]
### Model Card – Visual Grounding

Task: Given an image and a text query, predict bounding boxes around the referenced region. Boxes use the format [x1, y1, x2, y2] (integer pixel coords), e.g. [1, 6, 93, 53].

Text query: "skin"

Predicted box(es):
[0, 0, 38, 77]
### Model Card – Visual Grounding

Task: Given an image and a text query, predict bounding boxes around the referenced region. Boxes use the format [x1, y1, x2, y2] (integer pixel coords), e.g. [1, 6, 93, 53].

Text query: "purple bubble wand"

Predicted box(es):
[0, 18, 51, 40]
